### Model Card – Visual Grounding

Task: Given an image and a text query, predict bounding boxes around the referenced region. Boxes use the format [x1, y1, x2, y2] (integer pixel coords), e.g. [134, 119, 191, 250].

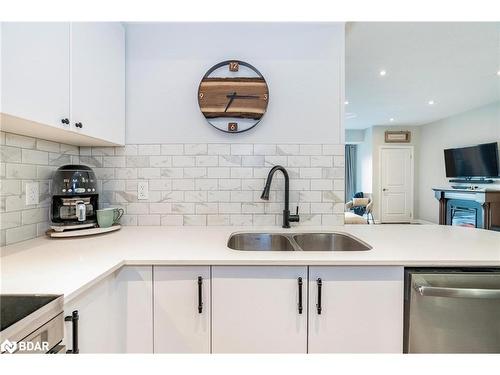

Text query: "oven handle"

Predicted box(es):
[414, 283, 500, 299]
[65, 310, 79, 354]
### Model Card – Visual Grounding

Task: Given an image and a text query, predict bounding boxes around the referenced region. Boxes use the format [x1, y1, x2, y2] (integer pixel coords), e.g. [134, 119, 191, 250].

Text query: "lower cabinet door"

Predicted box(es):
[212, 266, 308, 353]
[308, 266, 404, 353]
[63, 266, 153, 353]
[153, 266, 211, 353]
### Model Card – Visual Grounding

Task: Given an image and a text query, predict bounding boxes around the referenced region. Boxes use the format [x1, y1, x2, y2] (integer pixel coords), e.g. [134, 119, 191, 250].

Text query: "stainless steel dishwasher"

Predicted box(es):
[404, 268, 500, 353]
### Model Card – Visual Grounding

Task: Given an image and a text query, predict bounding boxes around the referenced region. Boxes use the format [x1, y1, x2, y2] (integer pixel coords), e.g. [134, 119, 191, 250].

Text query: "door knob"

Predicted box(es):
[75, 122, 83, 129]
[61, 118, 69, 125]
[382, 188, 388, 192]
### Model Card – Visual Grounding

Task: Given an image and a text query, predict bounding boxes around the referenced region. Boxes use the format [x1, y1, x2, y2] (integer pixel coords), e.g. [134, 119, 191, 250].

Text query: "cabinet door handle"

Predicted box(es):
[316, 278, 322, 315]
[75, 122, 83, 129]
[61, 118, 69, 125]
[197, 276, 203, 313]
[298, 277, 303, 314]
[64, 310, 79, 354]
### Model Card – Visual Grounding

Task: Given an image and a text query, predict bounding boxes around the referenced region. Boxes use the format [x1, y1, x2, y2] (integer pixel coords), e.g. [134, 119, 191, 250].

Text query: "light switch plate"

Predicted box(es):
[25, 182, 39, 205]
[138, 181, 149, 200]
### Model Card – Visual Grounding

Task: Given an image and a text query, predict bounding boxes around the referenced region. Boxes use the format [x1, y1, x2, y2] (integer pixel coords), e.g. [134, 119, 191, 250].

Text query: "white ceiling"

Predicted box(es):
[345, 22, 500, 129]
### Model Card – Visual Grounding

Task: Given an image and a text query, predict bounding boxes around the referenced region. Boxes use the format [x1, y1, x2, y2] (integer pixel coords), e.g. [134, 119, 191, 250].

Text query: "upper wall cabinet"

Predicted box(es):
[70, 23, 125, 145]
[1, 22, 125, 146]
[1, 23, 71, 130]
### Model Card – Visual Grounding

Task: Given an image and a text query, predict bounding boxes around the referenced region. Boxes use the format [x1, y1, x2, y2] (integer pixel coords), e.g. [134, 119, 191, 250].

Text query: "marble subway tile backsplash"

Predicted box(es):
[89, 143, 345, 228]
[1, 132, 345, 246]
[0, 131, 79, 246]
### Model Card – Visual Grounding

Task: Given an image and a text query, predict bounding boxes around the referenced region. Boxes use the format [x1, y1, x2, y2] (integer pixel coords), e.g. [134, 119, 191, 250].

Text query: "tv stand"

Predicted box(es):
[449, 178, 495, 184]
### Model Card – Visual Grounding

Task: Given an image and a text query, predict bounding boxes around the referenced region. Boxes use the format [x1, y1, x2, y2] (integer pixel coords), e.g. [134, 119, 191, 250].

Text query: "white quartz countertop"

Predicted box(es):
[1, 225, 499, 303]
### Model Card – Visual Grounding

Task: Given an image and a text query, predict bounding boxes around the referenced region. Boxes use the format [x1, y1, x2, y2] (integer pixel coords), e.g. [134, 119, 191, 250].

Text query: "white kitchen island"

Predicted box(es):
[1, 225, 499, 353]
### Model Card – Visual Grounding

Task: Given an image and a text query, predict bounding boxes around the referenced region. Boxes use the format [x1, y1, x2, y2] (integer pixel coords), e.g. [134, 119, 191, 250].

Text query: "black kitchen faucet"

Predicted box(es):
[260, 165, 300, 228]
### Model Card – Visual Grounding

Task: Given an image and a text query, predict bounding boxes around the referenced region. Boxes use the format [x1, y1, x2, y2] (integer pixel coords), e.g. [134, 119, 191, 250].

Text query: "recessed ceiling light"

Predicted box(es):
[428, 100, 435, 105]
[379, 70, 387, 76]
[389, 118, 395, 122]
[344, 100, 349, 105]
[497, 70, 500, 76]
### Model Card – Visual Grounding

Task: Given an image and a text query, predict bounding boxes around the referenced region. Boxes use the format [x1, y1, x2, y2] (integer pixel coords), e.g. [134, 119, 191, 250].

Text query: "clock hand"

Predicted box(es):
[224, 92, 236, 112]
[226, 94, 260, 99]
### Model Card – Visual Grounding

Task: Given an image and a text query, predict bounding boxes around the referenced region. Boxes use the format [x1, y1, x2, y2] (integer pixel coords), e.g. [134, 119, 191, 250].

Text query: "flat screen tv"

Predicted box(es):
[444, 142, 499, 178]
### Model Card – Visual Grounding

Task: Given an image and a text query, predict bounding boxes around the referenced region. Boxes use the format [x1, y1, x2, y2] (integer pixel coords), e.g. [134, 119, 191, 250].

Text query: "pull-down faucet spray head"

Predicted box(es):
[260, 183, 271, 200]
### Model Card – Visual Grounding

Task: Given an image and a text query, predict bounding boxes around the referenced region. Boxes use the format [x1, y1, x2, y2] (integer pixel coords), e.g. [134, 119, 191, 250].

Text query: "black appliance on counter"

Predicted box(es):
[50, 165, 98, 232]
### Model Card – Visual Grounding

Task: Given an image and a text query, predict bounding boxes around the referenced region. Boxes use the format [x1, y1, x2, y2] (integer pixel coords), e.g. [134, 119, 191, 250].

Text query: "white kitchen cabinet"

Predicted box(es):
[212, 266, 308, 353]
[153, 266, 211, 353]
[63, 266, 153, 353]
[308, 266, 404, 353]
[1, 22, 71, 129]
[0, 22, 125, 146]
[70, 23, 125, 145]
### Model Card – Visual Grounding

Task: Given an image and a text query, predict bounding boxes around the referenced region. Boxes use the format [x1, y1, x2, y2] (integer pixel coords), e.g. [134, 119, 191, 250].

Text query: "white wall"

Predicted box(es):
[346, 129, 365, 144]
[418, 102, 500, 223]
[125, 23, 345, 144]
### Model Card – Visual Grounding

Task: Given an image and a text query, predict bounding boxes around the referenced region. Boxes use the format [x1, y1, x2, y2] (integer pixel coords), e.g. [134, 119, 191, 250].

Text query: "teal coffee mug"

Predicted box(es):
[96, 207, 124, 228]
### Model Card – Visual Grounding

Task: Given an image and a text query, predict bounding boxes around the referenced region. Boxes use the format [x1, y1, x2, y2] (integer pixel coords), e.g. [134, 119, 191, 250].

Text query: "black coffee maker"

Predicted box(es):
[50, 165, 99, 231]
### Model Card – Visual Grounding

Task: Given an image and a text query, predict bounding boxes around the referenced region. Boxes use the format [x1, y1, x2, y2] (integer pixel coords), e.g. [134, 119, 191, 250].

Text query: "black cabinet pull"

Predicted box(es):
[64, 310, 79, 354]
[316, 278, 322, 315]
[197, 276, 203, 313]
[298, 277, 303, 314]
[61, 118, 69, 124]
[75, 122, 83, 128]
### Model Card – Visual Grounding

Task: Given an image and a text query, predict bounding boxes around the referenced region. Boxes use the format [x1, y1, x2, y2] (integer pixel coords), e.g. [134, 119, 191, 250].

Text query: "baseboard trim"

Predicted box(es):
[374, 219, 437, 225]
[412, 219, 437, 225]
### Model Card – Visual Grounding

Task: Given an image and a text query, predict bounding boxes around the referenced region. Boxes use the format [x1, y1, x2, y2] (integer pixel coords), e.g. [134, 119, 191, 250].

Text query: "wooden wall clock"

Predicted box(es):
[198, 60, 269, 133]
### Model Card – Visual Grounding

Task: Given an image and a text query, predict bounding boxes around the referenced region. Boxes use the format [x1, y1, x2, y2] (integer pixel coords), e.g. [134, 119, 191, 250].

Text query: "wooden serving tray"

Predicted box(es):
[46, 224, 121, 238]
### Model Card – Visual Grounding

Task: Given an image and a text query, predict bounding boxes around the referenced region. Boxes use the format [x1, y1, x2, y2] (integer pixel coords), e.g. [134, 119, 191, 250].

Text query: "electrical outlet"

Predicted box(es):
[138, 181, 149, 200]
[25, 182, 39, 205]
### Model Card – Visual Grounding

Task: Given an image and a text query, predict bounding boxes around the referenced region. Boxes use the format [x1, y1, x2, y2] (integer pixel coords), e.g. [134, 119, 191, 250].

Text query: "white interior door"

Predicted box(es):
[380, 147, 413, 223]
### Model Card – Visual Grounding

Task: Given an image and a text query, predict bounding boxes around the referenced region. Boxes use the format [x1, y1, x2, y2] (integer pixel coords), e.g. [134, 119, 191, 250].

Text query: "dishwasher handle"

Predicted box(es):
[414, 283, 500, 300]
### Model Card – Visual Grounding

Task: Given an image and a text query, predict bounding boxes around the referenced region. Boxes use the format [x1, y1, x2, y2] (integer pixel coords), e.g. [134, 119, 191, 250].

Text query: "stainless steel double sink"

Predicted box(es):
[227, 232, 372, 252]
